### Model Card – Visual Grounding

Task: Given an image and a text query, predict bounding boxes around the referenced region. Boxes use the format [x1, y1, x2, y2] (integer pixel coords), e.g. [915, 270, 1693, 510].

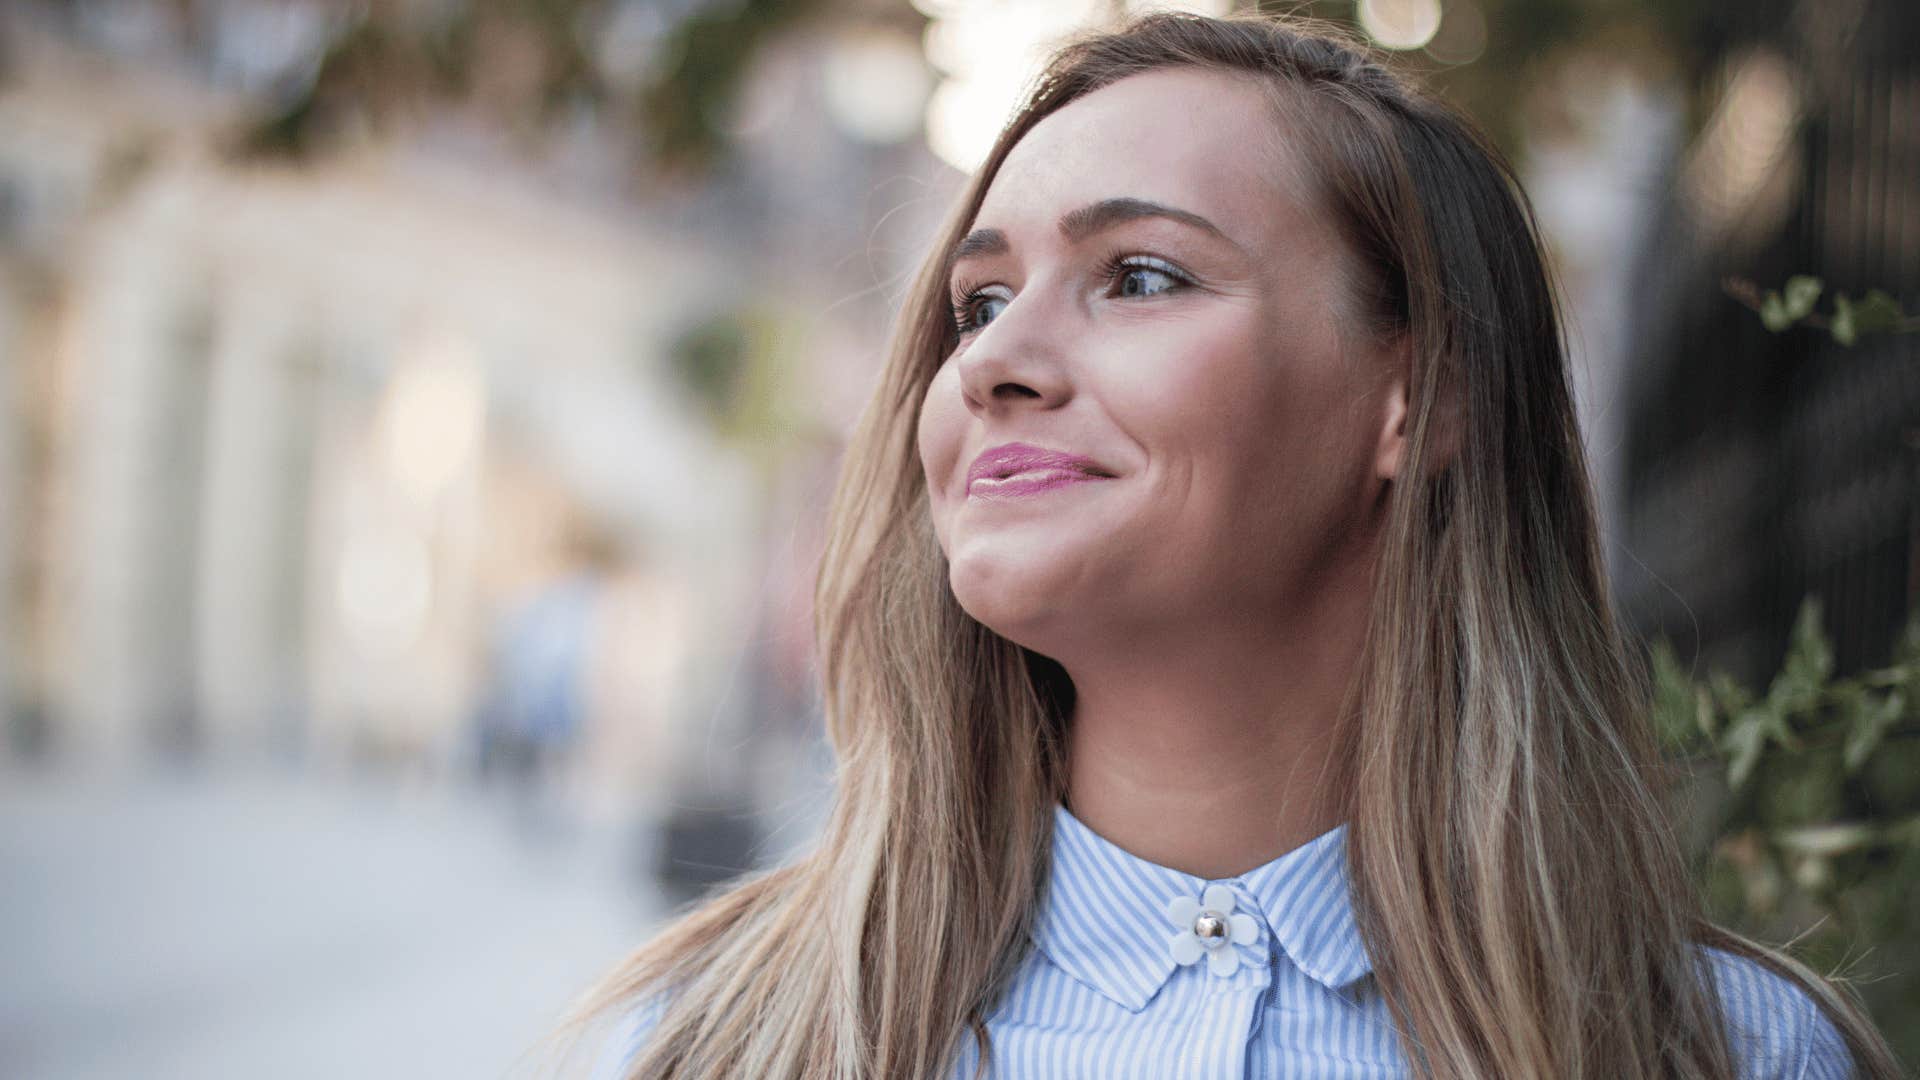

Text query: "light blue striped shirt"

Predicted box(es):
[594, 803, 1856, 1078]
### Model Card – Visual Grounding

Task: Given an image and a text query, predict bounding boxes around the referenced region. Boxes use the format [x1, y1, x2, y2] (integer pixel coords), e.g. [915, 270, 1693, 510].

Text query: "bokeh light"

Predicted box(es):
[379, 333, 486, 508]
[1356, 0, 1443, 52]
[822, 26, 932, 144]
[920, 0, 1234, 173]
[1681, 48, 1799, 241]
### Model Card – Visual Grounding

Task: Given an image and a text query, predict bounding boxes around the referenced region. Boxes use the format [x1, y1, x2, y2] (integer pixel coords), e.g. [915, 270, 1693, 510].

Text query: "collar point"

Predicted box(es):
[1300, 958, 1375, 993]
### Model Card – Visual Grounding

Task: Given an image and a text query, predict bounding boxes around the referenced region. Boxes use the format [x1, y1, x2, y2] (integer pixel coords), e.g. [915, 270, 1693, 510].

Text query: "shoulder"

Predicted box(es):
[1699, 946, 1855, 1080]
[585, 992, 672, 1080]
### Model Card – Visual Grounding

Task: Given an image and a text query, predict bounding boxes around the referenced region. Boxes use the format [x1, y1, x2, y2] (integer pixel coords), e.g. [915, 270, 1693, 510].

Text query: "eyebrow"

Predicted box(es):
[946, 196, 1242, 272]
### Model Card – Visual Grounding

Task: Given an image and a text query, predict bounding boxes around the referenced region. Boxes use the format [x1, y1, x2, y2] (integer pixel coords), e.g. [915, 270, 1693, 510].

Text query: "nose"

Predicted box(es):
[954, 284, 1074, 418]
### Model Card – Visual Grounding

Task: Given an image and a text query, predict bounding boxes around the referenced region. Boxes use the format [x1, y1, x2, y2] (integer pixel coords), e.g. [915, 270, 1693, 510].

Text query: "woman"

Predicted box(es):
[556, 11, 1900, 1078]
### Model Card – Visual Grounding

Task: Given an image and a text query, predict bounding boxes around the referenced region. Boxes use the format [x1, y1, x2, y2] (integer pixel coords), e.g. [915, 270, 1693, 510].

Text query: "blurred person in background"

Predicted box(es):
[552, 11, 1899, 1079]
[471, 571, 593, 832]
[471, 523, 616, 841]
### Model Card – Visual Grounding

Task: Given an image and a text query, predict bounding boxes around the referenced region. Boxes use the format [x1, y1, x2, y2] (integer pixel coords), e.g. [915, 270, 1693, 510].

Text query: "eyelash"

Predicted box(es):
[947, 254, 1193, 337]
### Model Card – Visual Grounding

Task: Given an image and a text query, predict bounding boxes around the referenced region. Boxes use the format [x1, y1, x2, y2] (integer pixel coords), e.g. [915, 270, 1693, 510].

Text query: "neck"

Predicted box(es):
[1058, 585, 1368, 881]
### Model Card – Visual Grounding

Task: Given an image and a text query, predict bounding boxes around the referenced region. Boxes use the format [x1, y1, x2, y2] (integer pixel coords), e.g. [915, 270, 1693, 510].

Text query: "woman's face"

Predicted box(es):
[916, 67, 1406, 655]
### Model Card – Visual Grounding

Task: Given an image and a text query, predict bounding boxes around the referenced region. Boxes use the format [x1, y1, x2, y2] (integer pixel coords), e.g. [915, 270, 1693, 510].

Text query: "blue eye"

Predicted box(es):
[1102, 255, 1191, 301]
[951, 290, 1009, 335]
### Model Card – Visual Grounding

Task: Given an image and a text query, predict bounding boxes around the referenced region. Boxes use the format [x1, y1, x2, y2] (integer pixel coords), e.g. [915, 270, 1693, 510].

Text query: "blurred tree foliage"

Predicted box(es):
[1651, 599, 1920, 1067]
[668, 306, 807, 447]
[1322, 0, 1820, 165]
[664, 302, 830, 487]
[228, 0, 828, 167]
[240, 0, 606, 156]
[636, 0, 829, 170]
[226, 0, 1757, 174]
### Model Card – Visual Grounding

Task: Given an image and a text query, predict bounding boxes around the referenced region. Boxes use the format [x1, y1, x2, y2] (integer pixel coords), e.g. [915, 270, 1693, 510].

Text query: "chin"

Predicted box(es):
[946, 548, 1082, 654]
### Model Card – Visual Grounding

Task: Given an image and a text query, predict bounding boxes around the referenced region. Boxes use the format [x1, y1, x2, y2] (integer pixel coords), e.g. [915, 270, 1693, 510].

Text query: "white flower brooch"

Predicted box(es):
[1165, 884, 1260, 976]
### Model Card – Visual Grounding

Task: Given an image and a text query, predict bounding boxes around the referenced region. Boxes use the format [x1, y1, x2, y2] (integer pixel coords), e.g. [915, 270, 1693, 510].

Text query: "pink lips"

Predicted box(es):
[966, 442, 1114, 499]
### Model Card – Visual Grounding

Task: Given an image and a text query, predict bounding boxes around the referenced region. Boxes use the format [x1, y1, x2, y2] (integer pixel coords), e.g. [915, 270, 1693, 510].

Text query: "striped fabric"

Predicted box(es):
[592, 803, 1857, 1078]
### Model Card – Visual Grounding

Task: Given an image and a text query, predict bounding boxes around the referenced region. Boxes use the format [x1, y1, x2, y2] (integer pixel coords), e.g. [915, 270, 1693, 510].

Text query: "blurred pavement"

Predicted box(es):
[0, 767, 663, 1080]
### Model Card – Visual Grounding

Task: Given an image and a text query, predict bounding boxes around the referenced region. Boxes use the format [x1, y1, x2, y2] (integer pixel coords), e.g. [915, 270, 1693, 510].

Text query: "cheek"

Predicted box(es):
[1109, 308, 1356, 516]
[916, 365, 964, 500]
[1107, 310, 1284, 459]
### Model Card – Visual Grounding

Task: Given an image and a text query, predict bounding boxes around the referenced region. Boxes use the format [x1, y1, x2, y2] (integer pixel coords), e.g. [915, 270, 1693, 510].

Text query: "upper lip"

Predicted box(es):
[966, 442, 1115, 486]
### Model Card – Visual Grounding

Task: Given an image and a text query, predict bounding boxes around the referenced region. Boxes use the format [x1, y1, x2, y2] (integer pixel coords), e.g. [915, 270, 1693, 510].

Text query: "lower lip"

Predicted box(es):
[967, 469, 1109, 499]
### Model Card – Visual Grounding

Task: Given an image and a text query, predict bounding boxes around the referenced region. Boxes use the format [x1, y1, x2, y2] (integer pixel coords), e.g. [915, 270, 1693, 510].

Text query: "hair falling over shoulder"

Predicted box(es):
[542, 11, 1902, 1079]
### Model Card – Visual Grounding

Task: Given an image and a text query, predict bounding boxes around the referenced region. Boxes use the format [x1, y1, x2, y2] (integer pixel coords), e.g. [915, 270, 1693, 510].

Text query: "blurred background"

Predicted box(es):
[0, 0, 1913, 1076]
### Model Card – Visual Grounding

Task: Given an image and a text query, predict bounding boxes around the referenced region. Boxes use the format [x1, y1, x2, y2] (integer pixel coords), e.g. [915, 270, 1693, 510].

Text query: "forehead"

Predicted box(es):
[974, 67, 1314, 252]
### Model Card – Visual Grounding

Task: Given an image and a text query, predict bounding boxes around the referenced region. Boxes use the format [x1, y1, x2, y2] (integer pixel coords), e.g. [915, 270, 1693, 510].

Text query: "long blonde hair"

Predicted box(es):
[548, 11, 1900, 1078]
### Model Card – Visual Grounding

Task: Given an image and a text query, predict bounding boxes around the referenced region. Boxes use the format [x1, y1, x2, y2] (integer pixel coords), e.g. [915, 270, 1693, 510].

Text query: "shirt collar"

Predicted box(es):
[1030, 802, 1372, 1012]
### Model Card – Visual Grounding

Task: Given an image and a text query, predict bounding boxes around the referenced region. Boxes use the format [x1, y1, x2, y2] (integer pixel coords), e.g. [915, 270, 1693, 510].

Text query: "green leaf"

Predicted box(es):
[1895, 614, 1920, 668]
[1725, 714, 1767, 788]
[1782, 275, 1823, 319]
[1710, 671, 1754, 717]
[1650, 639, 1700, 750]
[1852, 289, 1906, 334]
[1844, 690, 1905, 773]
[1864, 739, 1920, 808]
[1838, 685, 1873, 769]
[1765, 665, 1819, 727]
[1763, 744, 1843, 825]
[1787, 851, 1834, 892]
[1886, 814, 1920, 849]
[1775, 822, 1875, 855]
[1695, 684, 1719, 739]
[1754, 700, 1799, 749]
[1861, 665, 1907, 688]
[1760, 291, 1794, 332]
[1702, 855, 1747, 917]
[1831, 294, 1858, 345]
[1784, 597, 1834, 686]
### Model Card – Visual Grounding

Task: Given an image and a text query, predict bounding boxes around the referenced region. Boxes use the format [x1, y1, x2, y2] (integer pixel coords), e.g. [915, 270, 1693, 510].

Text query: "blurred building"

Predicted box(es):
[0, 2, 956, 848]
[1, 31, 732, 790]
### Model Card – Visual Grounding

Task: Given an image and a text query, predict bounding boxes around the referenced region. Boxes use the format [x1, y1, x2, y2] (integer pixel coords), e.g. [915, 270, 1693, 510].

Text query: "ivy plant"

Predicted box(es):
[1650, 598, 1920, 1064]
[1724, 276, 1920, 346]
